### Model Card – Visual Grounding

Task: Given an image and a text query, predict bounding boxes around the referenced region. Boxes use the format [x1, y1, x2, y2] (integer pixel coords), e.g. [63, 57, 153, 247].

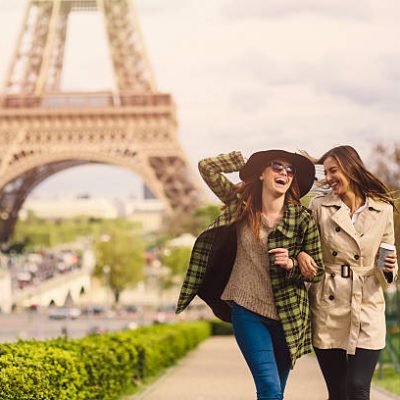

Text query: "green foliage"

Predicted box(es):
[373, 365, 400, 396]
[369, 143, 400, 267]
[0, 342, 85, 399]
[94, 229, 145, 303]
[0, 321, 211, 400]
[193, 205, 221, 230]
[371, 143, 400, 190]
[162, 246, 192, 277]
[161, 204, 221, 237]
[393, 198, 400, 268]
[210, 319, 234, 335]
[12, 215, 139, 251]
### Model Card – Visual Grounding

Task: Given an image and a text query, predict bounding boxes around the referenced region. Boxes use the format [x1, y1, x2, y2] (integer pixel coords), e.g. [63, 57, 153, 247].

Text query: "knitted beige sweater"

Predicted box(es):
[221, 218, 279, 320]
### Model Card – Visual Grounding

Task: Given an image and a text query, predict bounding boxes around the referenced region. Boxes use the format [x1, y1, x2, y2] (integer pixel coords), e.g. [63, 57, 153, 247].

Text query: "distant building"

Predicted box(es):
[19, 195, 166, 232]
[0, 256, 12, 313]
[20, 196, 122, 219]
[124, 199, 165, 232]
[167, 233, 196, 248]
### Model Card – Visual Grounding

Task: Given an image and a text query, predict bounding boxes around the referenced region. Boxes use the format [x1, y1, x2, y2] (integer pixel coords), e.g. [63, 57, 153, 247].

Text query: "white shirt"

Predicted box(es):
[341, 197, 369, 224]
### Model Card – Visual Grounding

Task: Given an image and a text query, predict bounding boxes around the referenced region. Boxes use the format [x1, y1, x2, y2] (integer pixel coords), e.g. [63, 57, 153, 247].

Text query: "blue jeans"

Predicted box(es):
[231, 303, 291, 400]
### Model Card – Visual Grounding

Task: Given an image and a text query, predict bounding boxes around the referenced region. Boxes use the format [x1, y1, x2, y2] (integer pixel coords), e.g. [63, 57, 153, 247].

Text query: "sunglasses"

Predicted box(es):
[268, 161, 296, 177]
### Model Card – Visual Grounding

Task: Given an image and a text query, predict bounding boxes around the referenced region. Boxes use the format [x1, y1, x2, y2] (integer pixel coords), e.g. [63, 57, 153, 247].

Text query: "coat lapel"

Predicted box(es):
[353, 197, 384, 235]
[331, 208, 359, 240]
[321, 192, 360, 246]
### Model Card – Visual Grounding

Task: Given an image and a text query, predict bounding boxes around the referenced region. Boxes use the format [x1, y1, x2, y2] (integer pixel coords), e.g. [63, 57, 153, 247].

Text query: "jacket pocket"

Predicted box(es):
[309, 271, 351, 310]
[363, 274, 385, 308]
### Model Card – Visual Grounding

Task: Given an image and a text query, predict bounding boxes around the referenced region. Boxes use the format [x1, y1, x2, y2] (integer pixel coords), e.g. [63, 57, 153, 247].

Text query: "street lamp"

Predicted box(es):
[102, 264, 111, 331]
[100, 233, 112, 299]
[102, 264, 111, 305]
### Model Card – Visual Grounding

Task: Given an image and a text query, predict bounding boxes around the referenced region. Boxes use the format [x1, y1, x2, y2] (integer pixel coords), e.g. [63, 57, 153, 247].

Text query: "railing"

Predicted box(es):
[0, 92, 172, 109]
[377, 289, 400, 378]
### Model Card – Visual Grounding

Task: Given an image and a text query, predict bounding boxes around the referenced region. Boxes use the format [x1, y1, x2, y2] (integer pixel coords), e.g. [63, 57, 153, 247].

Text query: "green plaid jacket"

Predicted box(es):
[176, 151, 325, 366]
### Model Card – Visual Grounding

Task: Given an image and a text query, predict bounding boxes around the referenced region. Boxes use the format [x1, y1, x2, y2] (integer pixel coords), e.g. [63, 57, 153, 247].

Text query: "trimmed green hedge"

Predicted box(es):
[0, 321, 211, 400]
[210, 319, 234, 336]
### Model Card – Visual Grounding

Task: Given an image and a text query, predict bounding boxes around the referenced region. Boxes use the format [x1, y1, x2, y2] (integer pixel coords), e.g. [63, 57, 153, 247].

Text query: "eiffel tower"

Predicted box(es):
[0, 0, 207, 243]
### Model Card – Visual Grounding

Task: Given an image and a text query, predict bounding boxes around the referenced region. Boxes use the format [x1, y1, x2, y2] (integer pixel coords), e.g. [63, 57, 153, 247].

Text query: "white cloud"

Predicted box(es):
[0, 0, 25, 12]
[221, 0, 370, 20]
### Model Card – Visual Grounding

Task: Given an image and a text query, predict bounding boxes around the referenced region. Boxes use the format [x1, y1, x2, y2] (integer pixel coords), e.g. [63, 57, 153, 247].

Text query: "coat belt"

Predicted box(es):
[325, 264, 376, 279]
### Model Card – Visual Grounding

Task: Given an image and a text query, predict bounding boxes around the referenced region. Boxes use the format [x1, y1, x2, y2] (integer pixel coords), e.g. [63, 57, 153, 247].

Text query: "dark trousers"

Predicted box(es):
[231, 303, 291, 400]
[314, 347, 380, 400]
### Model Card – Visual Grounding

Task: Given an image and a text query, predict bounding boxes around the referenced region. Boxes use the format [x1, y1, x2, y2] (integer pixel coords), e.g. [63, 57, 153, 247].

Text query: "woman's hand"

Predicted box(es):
[383, 253, 397, 273]
[268, 248, 293, 270]
[297, 251, 317, 278]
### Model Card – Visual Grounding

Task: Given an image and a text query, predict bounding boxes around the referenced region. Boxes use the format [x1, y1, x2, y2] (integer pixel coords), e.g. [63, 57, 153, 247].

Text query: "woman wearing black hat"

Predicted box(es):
[176, 150, 325, 400]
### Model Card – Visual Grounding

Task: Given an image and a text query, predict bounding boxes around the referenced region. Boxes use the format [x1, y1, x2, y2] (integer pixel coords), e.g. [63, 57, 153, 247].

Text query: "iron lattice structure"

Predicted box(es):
[0, 0, 207, 243]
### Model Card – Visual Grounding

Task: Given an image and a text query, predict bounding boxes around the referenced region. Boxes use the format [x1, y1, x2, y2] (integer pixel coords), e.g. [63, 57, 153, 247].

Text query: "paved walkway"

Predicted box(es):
[128, 336, 399, 400]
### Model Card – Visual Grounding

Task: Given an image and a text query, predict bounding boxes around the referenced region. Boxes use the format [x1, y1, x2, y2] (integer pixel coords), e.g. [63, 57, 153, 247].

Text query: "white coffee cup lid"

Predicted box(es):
[380, 242, 396, 251]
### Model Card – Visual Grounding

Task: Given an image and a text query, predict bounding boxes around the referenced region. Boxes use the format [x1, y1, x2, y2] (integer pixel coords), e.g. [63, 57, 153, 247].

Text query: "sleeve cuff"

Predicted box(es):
[286, 257, 297, 279]
[384, 271, 394, 284]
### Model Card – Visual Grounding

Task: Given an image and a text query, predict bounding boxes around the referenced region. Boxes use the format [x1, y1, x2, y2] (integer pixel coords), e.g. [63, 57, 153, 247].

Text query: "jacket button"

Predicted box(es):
[335, 227, 341, 232]
[330, 272, 336, 278]
[332, 251, 338, 256]
[328, 295, 335, 300]
[354, 255, 360, 260]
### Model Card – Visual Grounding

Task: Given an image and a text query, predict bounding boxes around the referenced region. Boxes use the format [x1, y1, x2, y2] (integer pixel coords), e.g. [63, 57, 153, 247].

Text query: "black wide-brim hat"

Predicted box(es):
[239, 150, 315, 198]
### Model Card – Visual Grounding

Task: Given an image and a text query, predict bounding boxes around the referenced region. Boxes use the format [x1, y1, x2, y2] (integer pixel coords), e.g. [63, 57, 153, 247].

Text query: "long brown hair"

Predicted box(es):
[318, 145, 393, 205]
[235, 168, 301, 240]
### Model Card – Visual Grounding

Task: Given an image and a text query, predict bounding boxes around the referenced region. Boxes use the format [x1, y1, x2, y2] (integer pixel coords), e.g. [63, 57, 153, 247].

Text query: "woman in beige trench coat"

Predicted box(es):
[297, 145, 398, 400]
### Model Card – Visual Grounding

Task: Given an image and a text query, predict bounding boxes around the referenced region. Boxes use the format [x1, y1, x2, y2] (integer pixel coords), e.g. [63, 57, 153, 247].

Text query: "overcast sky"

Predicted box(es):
[0, 0, 399, 201]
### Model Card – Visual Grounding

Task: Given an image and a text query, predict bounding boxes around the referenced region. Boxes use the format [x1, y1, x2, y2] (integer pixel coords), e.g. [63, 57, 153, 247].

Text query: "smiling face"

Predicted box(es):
[260, 159, 294, 197]
[323, 156, 351, 195]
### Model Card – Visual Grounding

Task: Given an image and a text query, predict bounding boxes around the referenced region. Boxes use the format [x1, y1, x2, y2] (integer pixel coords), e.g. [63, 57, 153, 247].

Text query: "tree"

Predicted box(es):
[157, 245, 192, 303]
[161, 204, 221, 237]
[369, 142, 400, 274]
[370, 143, 400, 191]
[94, 229, 145, 304]
[161, 246, 192, 277]
[194, 204, 221, 230]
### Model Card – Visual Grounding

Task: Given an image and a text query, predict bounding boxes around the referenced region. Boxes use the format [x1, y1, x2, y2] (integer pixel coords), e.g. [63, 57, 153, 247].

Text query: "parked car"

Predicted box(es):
[122, 305, 140, 314]
[81, 305, 106, 316]
[48, 307, 81, 320]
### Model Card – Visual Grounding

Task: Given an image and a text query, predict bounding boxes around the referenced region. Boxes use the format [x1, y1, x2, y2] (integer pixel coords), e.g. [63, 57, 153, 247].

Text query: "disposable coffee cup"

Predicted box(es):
[376, 242, 396, 269]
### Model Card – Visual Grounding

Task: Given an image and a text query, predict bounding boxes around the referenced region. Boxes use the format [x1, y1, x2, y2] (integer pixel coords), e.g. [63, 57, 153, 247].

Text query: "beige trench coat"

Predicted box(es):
[308, 192, 398, 355]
